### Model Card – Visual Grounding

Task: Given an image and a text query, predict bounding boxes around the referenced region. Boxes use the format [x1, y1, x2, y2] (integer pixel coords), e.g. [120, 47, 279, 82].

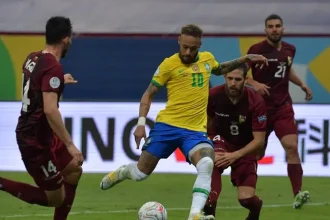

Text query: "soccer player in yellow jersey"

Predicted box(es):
[101, 24, 267, 220]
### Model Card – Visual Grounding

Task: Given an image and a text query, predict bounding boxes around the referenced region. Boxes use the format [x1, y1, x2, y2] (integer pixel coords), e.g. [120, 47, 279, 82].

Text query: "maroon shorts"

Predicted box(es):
[18, 136, 73, 191]
[265, 104, 298, 144]
[212, 135, 258, 188]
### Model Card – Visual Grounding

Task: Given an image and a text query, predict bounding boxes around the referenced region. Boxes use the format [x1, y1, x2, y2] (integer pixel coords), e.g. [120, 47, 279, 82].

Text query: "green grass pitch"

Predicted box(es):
[0, 172, 329, 219]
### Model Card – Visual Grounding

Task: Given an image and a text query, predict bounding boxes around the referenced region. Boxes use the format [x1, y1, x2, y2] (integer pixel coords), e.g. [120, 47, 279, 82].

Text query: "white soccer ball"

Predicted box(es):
[138, 201, 167, 220]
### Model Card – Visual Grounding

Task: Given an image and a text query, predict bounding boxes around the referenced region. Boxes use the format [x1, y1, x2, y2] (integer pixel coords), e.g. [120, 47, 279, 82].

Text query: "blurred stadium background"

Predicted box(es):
[0, 0, 329, 219]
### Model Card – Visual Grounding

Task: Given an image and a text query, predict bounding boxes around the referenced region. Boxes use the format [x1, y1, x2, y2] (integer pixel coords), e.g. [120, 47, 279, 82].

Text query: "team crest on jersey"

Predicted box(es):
[288, 56, 292, 66]
[192, 64, 200, 72]
[204, 62, 210, 71]
[50, 77, 61, 89]
[238, 115, 246, 124]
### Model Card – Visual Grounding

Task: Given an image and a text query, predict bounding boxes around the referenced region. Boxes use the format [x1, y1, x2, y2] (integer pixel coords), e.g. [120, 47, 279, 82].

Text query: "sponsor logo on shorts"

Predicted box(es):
[144, 137, 152, 146]
[258, 115, 267, 122]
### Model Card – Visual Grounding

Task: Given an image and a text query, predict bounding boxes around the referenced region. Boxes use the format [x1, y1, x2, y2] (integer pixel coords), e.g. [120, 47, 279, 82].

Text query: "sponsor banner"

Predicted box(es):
[0, 102, 329, 176]
[1, 36, 330, 104]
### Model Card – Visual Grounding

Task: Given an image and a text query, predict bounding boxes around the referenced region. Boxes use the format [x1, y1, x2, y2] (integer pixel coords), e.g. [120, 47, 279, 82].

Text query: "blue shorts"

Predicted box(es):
[142, 122, 214, 162]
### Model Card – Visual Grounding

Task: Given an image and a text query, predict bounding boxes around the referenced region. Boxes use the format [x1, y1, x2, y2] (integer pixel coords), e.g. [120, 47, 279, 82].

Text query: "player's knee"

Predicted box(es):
[63, 166, 83, 185]
[45, 188, 65, 207]
[284, 142, 298, 156]
[196, 157, 214, 175]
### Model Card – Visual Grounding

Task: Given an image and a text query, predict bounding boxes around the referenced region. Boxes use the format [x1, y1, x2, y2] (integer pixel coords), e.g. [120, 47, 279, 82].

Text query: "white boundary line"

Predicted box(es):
[0, 202, 327, 218]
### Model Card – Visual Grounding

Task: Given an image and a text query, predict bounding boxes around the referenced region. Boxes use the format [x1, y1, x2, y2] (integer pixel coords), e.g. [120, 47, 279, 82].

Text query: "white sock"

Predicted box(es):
[118, 162, 149, 181]
[189, 157, 214, 216]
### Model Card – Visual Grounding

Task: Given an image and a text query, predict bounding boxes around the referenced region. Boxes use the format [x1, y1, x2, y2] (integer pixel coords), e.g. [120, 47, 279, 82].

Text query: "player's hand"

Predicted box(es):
[245, 54, 268, 66]
[64, 73, 78, 84]
[301, 84, 313, 101]
[215, 152, 239, 168]
[67, 144, 84, 166]
[133, 125, 147, 149]
[253, 82, 270, 96]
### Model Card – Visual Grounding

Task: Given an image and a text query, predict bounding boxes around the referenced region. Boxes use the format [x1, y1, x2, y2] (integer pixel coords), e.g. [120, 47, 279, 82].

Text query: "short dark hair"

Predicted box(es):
[265, 14, 283, 26]
[46, 16, 72, 45]
[236, 64, 248, 78]
[181, 24, 203, 38]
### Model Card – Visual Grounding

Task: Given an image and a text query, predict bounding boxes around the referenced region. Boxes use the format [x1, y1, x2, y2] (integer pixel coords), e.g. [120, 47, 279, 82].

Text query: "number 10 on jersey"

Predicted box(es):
[192, 73, 204, 87]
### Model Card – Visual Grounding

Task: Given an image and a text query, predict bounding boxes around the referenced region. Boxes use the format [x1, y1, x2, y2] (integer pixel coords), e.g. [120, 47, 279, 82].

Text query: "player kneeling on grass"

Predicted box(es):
[0, 16, 83, 220]
[203, 65, 266, 220]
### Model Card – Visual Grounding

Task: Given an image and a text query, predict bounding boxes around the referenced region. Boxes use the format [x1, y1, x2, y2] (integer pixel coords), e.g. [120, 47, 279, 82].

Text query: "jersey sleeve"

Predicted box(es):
[289, 46, 296, 68]
[251, 98, 267, 132]
[151, 60, 171, 87]
[41, 65, 64, 93]
[209, 53, 220, 72]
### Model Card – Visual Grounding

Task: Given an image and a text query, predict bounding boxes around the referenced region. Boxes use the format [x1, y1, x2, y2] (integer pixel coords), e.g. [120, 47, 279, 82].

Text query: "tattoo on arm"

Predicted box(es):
[139, 83, 159, 117]
[213, 57, 245, 75]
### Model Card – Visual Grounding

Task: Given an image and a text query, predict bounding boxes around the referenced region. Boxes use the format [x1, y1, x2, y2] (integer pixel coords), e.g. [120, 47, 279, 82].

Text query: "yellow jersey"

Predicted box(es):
[151, 52, 220, 132]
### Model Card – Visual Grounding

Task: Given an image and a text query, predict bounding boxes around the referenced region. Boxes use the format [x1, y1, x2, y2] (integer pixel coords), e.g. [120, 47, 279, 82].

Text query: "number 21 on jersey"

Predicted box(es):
[275, 65, 286, 78]
[21, 74, 31, 112]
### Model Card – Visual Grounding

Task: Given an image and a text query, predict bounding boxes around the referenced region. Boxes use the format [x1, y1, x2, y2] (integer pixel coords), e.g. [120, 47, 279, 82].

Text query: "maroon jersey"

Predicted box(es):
[16, 51, 65, 149]
[207, 85, 267, 148]
[247, 40, 296, 109]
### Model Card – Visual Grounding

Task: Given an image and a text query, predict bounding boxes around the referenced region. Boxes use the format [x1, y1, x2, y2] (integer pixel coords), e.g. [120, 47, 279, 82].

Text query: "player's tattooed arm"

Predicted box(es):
[213, 54, 267, 75]
[212, 57, 246, 75]
[139, 83, 159, 117]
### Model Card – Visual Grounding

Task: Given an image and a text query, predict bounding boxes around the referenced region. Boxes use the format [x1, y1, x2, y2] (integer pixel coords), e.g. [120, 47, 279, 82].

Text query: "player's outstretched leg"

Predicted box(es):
[233, 161, 262, 220]
[280, 134, 310, 209]
[203, 166, 223, 217]
[187, 143, 215, 220]
[54, 159, 83, 220]
[100, 151, 159, 190]
[0, 177, 49, 206]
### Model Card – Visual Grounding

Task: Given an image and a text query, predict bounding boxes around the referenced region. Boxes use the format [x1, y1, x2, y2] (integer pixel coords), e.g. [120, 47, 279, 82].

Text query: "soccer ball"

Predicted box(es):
[138, 201, 167, 220]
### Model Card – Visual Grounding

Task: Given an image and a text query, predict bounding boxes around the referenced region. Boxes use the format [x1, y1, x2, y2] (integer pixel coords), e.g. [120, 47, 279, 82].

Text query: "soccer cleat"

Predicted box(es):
[100, 165, 127, 190]
[188, 212, 215, 220]
[293, 190, 310, 209]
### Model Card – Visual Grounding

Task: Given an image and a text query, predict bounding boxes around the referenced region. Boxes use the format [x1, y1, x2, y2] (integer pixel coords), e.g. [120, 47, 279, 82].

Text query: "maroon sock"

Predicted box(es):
[203, 167, 222, 217]
[0, 177, 48, 206]
[53, 182, 77, 220]
[287, 164, 303, 196]
[239, 196, 262, 220]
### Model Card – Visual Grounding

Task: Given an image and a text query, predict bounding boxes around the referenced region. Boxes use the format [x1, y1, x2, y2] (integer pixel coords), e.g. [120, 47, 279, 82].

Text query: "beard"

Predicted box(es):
[267, 34, 282, 44]
[61, 48, 68, 58]
[179, 53, 196, 64]
[227, 86, 244, 98]
[61, 42, 71, 58]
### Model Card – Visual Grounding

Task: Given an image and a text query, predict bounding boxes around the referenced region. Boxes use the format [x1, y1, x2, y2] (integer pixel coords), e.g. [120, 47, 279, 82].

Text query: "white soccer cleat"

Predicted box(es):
[188, 212, 215, 220]
[100, 165, 127, 190]
[293, 190, 310, 209]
